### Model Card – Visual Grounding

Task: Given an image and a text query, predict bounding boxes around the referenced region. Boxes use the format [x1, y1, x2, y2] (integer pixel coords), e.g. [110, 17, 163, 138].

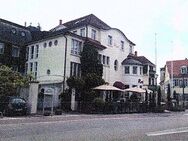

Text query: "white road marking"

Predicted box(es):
[0, 116, 131, 127]
[146, 127, 188, 136]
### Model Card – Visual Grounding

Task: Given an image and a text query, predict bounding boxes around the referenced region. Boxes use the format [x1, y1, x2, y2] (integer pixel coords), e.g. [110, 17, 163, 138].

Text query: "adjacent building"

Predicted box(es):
[160, 59, 188, 105]
[0, 18, 32, 73]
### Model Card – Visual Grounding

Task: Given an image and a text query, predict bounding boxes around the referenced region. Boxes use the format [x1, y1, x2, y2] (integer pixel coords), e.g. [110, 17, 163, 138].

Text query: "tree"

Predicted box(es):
[66, 42, 105, 112]
[157, 86, 162, 106]
[80, 42, 103, 77]
[0, 65, 30, 96]
[167, 84, 171, 102]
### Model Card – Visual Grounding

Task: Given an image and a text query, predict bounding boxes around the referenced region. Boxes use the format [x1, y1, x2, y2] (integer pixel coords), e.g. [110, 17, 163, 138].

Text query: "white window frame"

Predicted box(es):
[71, 39, 82, 55]
[0, 43, 4, 54]
[108, 35, 112, 45]
[29, 62, 33, 72]
[80, 28, 85, 37]
[129, 45, 133, 54]
[133, 66, 138, 74]
[35, 45, 39, 58]
[12, 46, 20, 57]
[121, 41, 124, 50]
[30, 46, 34, 59]
[124, 66, 130, 74]
[91, 29, 96, 40]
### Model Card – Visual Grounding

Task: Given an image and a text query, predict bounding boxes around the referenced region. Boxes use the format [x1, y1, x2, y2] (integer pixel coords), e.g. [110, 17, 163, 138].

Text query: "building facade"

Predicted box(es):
[0, 18, 32, 73]
[160, 59, 188, 105]
[26, 14, 156, 109]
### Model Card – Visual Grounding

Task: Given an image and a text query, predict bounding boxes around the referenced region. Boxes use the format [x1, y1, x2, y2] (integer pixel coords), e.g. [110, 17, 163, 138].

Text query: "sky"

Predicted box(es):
[1, 0, 188, 76]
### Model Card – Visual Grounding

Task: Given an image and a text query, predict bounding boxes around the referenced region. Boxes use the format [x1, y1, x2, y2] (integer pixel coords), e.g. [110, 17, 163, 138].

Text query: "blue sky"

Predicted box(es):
[1, 0, 188, 75]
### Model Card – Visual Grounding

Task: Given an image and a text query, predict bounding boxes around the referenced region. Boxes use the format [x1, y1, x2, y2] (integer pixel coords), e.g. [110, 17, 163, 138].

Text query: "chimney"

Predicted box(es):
[135, 51, 137, 56]
[59, 19, 62, 25]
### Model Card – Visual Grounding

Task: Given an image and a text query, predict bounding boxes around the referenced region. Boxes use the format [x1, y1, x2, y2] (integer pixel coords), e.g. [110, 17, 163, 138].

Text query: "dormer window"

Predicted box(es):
[180, 66, 187, 74]
[21, 31, 26, 37]
[91, 29, 96, 40]
[108, 35, 112, 45]
[11, 28, 16, 34]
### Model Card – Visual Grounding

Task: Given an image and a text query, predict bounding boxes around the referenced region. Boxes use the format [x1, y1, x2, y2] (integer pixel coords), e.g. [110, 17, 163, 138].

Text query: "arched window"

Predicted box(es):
[114, 60, 118, 71]
[47, 69, 51, 75]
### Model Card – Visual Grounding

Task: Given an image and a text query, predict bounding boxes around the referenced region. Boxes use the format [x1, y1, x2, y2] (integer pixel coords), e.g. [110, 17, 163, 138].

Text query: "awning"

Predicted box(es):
[124, 87, 146, 93]
[93, 84, 125, 92]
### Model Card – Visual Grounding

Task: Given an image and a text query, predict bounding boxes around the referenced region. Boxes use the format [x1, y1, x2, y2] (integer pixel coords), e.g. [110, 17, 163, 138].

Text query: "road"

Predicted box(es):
[0, 112, 188, 141]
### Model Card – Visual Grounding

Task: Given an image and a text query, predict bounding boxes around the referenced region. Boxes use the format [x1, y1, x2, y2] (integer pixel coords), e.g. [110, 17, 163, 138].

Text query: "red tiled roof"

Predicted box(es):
[166, 59, 188, 78]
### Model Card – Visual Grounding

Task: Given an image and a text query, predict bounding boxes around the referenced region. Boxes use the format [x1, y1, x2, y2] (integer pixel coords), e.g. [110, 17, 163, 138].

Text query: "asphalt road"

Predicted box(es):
[0, 112, 188, 141]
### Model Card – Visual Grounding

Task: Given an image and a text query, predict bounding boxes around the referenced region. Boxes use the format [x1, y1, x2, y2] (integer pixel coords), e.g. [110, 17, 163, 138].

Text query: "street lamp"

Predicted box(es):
[180, 66, 187, 108]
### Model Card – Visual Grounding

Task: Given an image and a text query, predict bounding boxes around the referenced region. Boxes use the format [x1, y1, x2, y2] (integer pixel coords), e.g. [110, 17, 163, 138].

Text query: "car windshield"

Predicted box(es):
[11, 98, 26, 104]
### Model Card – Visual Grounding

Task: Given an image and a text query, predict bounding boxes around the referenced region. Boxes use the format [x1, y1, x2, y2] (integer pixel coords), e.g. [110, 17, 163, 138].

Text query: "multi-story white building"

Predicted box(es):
[26, 14, 156, 109]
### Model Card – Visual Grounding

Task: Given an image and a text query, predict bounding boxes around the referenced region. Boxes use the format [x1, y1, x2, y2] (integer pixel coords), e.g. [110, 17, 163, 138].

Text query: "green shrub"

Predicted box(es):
[93, 98, 105, 113]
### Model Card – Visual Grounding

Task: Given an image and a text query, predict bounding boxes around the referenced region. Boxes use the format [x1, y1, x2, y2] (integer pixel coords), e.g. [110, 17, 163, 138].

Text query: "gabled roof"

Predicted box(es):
[166, 59, 188, 78]
[63, 14, 111, 30]
[0, 18, 32, 46]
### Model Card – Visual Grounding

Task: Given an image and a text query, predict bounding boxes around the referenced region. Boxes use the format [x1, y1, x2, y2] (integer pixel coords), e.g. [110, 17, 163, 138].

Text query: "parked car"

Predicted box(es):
[0, 96, 28, 116]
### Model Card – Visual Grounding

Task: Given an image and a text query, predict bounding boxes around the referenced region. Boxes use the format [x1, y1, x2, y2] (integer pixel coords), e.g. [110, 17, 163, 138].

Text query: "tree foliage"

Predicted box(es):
[157, 86, 162, 106]
[80, 43, 103, 77]
[167, 83, 171, 102]
[0, 65, 30, 96]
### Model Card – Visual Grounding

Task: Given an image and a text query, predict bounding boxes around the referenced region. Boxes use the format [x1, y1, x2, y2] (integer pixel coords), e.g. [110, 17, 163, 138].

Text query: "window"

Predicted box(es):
[133, 66, 137, 74]
[26, 47, 29, 60]
[181, 66, 187, 74]
[30, 46, 34, 59]
[107, 57, 110, 65]
[71, 39, 82, 55]
[124, 66, 130, 74]
[80, 28, 85, 37]
[12, 46, 20, 57]
[98, 54, 102, 64]
[35, 45, 39, 58]
[34, 62, 38, 79]
[121, 41, 124, 50]
[114, 60, 118, 71]
[25, 63, 28, 74]
[54, 40, 58, 46]
[0, 43, 4, 54]
[108, 35, 112, 45]
[49, 41, 52, 47]
[103, 55, 105, 64]
[70, 62, 81, 77]
[29, 62, 33, 72]
[129, 45, 133, 54]
[21, 31, 25, 37]
[91, 29, 96, 40]
[47, 69, 51, 75]
[43, 42, 47, 48]
[140, 67, 142, 75]
[11, 28, 16, 34]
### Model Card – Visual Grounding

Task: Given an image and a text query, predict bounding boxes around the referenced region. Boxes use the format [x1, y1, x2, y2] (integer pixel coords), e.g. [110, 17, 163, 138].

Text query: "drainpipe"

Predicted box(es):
[63, 35, 68, 93]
